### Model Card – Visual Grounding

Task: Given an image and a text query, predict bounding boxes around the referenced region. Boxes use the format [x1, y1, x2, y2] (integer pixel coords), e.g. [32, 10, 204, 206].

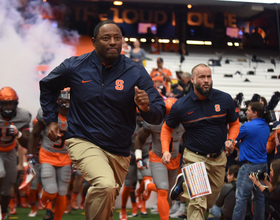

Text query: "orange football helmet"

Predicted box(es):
[164, 97, 177, 115]
[0, 87, 19, 118]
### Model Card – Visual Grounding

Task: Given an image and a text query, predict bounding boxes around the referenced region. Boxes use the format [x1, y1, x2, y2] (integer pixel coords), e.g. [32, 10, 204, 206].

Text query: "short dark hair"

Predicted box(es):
[92, 20, 119, 39]
[228, 165, 240, 178]
[248, 102, 265, 118]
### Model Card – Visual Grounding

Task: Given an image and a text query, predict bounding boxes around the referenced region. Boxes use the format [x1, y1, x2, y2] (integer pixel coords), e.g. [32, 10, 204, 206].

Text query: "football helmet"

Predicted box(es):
[164, 97, 177, 115]
[59, 87, 70, 109]
[0, 87, 19, 118]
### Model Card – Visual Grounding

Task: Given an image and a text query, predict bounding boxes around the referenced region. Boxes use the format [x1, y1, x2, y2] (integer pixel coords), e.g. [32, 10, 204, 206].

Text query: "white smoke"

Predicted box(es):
[0, 0, 79, 122]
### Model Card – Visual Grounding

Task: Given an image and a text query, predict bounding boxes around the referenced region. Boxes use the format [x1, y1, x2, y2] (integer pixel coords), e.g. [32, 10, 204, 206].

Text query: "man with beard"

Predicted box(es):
[161, 63, 240, 220]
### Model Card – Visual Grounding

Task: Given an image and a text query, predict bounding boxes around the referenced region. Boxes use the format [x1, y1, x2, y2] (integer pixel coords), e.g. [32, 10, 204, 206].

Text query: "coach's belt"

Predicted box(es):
[189, 149, 223, 159]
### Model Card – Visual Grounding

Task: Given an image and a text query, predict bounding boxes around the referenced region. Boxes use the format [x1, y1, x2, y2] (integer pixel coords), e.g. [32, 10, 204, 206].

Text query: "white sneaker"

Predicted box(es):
[18, 164, 36, 190]
[119, 209, 128, 220]
[169, 201, 180, 215]
[169, 207, 185, 218]
[150, 206, 159, 214]
[28, 210, 38, 217]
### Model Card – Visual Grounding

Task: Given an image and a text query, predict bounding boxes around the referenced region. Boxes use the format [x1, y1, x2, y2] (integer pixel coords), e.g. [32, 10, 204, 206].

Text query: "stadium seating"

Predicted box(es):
[144, 47, 280, 109]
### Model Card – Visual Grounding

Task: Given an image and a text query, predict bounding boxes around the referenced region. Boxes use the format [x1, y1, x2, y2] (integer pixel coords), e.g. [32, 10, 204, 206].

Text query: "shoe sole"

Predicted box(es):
[169, 211, 185, 218]
[141, 212, 148, 216]
[169, 173, 184, 200]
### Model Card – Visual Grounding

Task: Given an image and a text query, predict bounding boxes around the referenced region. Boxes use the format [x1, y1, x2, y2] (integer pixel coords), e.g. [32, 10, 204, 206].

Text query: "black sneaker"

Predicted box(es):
[44, 209, 54, 220]
[170, 173, 184, 200]
[178, 213, 187, 219]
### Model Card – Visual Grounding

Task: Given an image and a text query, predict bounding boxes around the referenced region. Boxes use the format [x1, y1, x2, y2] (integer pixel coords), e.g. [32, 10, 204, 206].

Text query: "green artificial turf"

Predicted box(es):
[6, 207, 181, 219]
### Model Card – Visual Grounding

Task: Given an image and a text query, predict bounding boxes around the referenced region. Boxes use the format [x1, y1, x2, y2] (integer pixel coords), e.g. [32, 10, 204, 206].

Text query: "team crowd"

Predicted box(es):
[0, 20, 280, 220]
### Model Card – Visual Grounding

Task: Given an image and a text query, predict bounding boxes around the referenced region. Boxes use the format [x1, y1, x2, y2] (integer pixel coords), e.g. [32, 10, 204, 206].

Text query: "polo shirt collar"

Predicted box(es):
[92, 50, 122, 68]
[190, 88, 214, 100]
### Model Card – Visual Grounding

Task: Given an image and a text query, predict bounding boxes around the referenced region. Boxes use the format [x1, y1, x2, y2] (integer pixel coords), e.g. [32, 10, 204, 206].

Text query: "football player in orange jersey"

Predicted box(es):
[0, 87, 31, 219]
[27, 88, 71, 220]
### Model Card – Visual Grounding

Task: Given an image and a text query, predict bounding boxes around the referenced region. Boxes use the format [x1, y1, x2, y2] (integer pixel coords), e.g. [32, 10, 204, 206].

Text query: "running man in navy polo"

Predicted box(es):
[39, 20, 165, 220]
[161, 63, 240, 220]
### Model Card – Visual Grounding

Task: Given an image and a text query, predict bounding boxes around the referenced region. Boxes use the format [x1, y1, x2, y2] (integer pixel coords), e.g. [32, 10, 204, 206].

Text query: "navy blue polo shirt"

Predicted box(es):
[166, 88, 238, 154]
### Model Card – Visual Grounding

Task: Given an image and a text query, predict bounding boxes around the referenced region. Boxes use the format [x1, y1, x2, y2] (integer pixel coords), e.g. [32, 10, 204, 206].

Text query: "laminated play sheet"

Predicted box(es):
[181, 162, 212, 199]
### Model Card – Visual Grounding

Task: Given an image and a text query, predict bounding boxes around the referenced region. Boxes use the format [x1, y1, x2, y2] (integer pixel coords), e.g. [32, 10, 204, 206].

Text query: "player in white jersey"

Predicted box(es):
[135, 97, 185, 220]
[28, 88, 71, 220]
[0, 87, 31, 219]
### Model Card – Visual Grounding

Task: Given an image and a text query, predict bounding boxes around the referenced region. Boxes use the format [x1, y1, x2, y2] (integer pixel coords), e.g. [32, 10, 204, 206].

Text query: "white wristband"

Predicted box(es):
[23, 162, 28, 167]
[135, 149, 142, 160]
[17, 131, 22, 139]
